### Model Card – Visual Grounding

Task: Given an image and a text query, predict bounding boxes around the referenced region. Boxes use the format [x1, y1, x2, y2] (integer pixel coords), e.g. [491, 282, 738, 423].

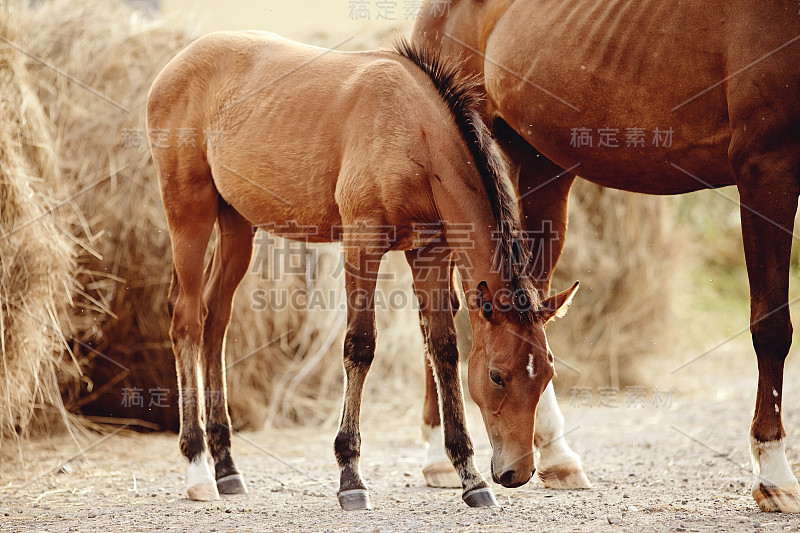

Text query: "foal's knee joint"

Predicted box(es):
[334, 431, 360, 463]
[206, 422, 232, 449]
[751, 317, 792, 358]
[344, 333, 376, 366]
[170, 303, 206, 345]
[428, 332, 459, 365]
[443, 434, 472, 467]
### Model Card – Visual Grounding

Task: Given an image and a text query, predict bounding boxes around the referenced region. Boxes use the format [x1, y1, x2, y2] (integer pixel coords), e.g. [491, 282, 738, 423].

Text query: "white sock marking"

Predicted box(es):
[187, 452, 215, 488]
[534, 381, 582, 469]
[750, 437, 798, 489]
[422, 424, 451, 468]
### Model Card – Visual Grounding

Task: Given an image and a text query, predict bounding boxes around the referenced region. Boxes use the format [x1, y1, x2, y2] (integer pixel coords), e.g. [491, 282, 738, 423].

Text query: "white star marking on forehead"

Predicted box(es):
[527, 354, 534, 378]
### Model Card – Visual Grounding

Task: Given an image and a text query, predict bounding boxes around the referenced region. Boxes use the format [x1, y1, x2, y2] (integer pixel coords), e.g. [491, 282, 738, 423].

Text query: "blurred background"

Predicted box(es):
[2, 0, 798, 455]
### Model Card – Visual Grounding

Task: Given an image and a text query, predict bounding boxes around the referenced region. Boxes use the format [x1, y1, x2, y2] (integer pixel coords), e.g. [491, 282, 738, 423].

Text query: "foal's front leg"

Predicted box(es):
[407, 249, 497, 508]
[421, 360, 462, 488]
[334, 246, 381, 510]
[421, 264, 463, 488]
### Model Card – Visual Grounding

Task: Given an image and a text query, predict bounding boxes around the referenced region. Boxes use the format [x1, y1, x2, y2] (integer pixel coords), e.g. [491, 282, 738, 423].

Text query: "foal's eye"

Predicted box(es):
[482, 301, 493, 319]
[489, 370, 504, 387]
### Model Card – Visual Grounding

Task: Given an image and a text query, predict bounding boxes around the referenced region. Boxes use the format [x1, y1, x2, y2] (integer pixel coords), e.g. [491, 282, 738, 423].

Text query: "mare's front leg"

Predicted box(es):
[407, 247, 497, 508]
[334, 244, 382, 510]
[533, 382, 590, 488]
[735, 155, 800, 512]
[726, 58, 800, 508]
[511, 136, 590, 489]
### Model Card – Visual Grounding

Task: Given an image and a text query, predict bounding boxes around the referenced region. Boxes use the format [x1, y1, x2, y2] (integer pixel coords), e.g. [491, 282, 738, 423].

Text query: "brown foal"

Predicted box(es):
[148, 31, 577, 509]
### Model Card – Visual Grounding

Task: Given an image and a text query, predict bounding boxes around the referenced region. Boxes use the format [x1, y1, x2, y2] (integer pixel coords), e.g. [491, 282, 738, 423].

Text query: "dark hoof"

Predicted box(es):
[217, 473, 247, 494]
[338, 489, 372, 510]
[463, 487, 499, 508]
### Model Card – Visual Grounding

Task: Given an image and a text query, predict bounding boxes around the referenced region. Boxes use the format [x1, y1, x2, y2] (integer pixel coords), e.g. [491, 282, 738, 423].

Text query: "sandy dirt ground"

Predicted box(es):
[3, 349, 800, 533]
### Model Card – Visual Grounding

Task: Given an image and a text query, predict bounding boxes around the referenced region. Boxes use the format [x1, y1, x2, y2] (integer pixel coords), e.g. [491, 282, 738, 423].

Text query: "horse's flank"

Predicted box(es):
[417, 0, 800, 194]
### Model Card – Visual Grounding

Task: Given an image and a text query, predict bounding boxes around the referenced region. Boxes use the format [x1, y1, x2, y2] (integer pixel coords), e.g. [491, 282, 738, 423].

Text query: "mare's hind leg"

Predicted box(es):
[735, 152, 800, 512]
[407, 247, 497, 508]
[162, 166, 220, 501]
[202, 201, 254, 495]
[422, 264, 462, 489]
[334, 242, 383, 510]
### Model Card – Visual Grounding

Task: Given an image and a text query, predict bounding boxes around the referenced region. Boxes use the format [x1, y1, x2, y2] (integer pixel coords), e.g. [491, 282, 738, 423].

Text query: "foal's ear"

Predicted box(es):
[541, 281, 579, 322]
[477, 281, 493, 319]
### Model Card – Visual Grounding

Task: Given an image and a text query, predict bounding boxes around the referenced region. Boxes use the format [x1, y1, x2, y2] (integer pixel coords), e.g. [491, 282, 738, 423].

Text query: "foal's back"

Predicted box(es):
[147, 31, 453, 241]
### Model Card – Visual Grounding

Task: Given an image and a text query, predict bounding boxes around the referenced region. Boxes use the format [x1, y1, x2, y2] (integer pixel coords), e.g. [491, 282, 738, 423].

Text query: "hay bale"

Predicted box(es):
[0, 11, 76, 446]
[548, 181, 681, 391]
[0, 0, 201, 432]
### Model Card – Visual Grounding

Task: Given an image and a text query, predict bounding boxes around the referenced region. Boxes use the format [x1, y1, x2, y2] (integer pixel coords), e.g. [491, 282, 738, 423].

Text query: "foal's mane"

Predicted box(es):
[394, 38, 539, 322]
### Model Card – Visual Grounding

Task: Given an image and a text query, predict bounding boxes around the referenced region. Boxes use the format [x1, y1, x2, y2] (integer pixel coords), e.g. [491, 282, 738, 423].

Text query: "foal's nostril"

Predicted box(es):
[498, 470, 516, 487]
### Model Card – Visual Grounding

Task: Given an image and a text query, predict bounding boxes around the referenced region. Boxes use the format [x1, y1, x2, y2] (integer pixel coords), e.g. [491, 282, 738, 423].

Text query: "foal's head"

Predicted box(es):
[467, 278, 578, 488]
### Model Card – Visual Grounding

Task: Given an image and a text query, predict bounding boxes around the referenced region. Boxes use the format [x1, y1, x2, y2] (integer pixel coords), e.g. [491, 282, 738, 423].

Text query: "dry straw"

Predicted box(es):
[0, 7, 77, 449]
[0, 0, 679, 450]
[549, 182, 681, 391]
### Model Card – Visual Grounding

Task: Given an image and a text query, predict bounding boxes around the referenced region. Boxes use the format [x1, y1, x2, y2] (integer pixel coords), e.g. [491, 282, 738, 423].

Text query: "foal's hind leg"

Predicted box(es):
[735, 153, 800, 512]
[202, 201, 254, 495]
[407, 248, 497, 508]
[162, 169, 220, 501]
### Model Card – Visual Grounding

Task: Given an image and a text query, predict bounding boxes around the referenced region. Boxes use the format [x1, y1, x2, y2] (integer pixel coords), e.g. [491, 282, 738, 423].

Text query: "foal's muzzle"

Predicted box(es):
[491, 459, 535, 488]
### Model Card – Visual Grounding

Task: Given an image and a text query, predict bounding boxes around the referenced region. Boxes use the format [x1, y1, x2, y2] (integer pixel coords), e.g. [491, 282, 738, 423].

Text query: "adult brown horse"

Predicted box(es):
[147, 31, 579, 510]
[412, 0, 800, 513]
